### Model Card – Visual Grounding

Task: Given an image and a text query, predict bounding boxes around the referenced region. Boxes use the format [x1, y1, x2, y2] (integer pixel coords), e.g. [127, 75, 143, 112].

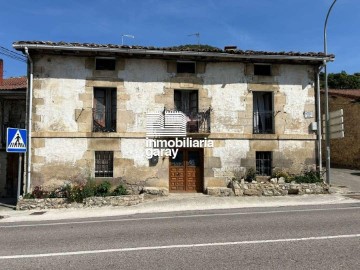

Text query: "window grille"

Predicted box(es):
[95, 151, 113, 177]
[256, 151, 272, 176]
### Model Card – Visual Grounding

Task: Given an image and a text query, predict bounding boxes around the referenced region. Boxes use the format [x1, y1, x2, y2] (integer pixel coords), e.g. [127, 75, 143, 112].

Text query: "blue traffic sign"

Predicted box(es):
[6, 128, 27, 153]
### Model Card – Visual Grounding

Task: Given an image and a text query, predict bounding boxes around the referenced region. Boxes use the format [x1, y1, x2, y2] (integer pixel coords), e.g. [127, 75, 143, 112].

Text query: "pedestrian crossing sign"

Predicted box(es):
[6, 128, 27, 153]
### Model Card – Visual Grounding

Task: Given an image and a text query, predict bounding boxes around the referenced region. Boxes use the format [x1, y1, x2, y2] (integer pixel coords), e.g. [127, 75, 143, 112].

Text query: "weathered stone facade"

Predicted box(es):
[13, 42, 330, 194]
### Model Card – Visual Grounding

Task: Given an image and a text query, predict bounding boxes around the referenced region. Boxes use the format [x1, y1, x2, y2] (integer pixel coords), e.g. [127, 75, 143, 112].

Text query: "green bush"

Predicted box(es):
[112, 184, 128, 196]
[245, 168, 256, 182]
[293, 170, 321, 183]
[95, 181, 111, 197]
[24, 180, 129, 203]
[23, 193, 35, 199]
[82, 180, 96, 198]
[271, 168, 290, 181]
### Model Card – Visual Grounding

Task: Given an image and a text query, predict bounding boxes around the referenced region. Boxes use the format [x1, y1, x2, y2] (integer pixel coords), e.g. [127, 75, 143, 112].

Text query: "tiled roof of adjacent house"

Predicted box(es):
[327, 89, 360, 99]
[13, 41, 334, 59]
[0, 76, 27, 90]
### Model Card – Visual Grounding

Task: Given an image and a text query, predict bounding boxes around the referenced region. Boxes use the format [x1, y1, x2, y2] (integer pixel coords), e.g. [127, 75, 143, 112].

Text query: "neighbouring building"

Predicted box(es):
[322, 89, 360, 169]
[13, 41, 333, 193]
[0, 59, 27, 197]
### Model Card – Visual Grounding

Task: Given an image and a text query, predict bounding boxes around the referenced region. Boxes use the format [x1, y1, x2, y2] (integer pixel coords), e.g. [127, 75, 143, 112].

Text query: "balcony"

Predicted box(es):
[146, 108, 211, 138]
[253, 111, 274, 134]
[184, 108, 211, 133]
[92, 108, 116, 132]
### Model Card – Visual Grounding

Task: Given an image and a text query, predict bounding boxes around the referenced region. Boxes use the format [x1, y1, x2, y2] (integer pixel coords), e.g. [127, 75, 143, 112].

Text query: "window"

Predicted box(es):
[174, 90, 199, 132]
[253, 91, 274, 134]
[256, 151, 272, 176]
[95, 58, 116, 70]
[93, 87, 117, 132]
[177, 61, 196, 73]
[95, 151, 113, 177]
[254, 64, 271, 76]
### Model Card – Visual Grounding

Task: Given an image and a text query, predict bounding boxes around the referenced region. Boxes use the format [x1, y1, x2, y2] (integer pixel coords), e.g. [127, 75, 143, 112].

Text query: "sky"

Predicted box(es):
[0, 0, 359, 78]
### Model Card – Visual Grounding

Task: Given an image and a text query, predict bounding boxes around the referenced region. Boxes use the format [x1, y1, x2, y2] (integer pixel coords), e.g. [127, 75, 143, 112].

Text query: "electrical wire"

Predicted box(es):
[0, 46, 27, 63]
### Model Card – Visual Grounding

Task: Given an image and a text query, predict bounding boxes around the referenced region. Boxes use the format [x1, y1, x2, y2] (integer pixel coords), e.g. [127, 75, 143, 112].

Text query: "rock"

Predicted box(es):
[234, 188, 243, 196]
[263, 190, 273, 196]
[278, 177, 285, 184]
[244, 189, 261, 196]
[207, 187, 233, 197]
[142, 187, 169, 196]
[207, 187, 220, 196]
[273, 190, 282, 196]
[270, 178, 277, 184]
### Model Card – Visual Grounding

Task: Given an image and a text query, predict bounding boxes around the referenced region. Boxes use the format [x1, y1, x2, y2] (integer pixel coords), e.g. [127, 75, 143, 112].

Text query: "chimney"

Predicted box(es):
[0, 59, 3, 85]
[224, 46, 237, 52]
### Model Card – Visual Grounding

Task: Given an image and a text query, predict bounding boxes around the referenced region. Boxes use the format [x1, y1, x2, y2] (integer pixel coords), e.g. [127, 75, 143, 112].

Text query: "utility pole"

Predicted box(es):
[323, 0, 338, 185]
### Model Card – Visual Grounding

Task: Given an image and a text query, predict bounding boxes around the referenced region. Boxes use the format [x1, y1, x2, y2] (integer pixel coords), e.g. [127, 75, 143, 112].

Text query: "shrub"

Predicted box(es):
[293, 170, 321, 183]
[48, 185, 68, 198]
[245, 168, 256, 182]
[31, 186, 49, 199]
[95, 181, 111, 197]
[112, 184, 128, 196]
[82, 179, 96, 198]
[23, 193, 35, 199]
[271, 168, 290, 181]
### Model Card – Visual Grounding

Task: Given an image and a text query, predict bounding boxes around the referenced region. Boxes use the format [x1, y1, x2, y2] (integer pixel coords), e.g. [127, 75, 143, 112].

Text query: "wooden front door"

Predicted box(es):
[169, 149, 203, 192]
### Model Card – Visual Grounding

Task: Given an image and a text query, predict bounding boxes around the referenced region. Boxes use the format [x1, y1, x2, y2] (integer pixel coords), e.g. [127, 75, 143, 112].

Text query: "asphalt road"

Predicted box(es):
[1, 203, 360, 270]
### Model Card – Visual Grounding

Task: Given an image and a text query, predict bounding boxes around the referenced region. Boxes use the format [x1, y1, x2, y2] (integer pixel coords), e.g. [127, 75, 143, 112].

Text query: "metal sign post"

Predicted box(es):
[6, 128, 27, 201]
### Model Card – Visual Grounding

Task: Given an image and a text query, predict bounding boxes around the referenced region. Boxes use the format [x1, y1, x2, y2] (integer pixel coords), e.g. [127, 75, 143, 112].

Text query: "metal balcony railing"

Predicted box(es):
[253, 111, 274, 134]
[92, 109, 116, 132]
[185, 108, 211, 133]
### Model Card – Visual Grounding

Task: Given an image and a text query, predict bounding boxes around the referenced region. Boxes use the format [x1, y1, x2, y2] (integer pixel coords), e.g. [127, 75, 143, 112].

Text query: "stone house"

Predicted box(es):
[13, 41, 333, 193]
[0, 59, 27, 197]
[322, 89, 360, 169]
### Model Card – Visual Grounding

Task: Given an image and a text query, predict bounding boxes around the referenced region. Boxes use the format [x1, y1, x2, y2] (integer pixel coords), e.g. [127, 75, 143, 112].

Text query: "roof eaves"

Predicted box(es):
[13, 41, 334, 62]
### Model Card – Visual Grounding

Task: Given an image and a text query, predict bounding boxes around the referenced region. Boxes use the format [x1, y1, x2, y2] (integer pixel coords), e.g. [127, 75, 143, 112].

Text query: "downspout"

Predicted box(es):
[316, 63, 325, 178]
[24, 47, 33, 193]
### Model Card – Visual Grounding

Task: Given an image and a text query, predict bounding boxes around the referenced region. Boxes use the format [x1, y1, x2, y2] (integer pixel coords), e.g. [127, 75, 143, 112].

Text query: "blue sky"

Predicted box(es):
[0, 0, 359, 78]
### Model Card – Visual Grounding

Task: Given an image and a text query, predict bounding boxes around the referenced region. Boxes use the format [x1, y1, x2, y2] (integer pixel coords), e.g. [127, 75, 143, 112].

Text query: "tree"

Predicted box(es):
[320, 71, 360, 89]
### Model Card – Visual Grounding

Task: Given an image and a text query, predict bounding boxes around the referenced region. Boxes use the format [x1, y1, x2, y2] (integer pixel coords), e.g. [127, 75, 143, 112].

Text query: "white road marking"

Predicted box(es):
[1, 233, 360, 259]
[1, 206, 360, 228]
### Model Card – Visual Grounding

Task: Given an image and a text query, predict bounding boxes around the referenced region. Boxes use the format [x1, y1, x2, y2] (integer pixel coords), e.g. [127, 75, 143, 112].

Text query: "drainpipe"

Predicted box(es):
[24, 47, 33, 193]
[316, 64, 324, 177]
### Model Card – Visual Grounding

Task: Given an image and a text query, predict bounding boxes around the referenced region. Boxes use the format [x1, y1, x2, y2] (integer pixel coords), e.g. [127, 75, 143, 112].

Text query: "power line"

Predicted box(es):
[0, 46, 27, 63]
[0, 46, 25, 58]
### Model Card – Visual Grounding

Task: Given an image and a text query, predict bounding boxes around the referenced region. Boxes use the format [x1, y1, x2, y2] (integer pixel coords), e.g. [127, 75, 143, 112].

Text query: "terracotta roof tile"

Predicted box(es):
[13, 40, 334, 59]
[323, 89, 360, 99]
[0, 76, 27, 90]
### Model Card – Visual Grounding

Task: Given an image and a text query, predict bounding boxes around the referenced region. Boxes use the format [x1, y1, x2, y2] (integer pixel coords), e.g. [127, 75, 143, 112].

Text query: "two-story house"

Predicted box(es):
[13, 41, 333, 193]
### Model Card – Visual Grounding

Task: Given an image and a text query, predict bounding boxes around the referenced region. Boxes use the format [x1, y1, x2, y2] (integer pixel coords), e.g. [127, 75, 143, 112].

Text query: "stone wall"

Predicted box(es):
[207, 181, 329, 196]
[322, 94, 360, 169]
[16, 194, 144, 210]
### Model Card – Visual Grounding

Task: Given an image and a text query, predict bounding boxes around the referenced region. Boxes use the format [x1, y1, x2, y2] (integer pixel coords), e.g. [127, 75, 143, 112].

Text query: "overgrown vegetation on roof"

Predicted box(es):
[168, 44, 221, 51]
